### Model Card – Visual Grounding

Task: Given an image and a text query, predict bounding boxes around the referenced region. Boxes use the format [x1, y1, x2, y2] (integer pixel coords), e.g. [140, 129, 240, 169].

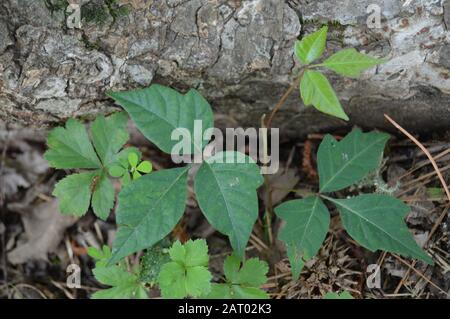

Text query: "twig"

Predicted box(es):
[392, 254, 449, 297]
[384, 114, 450, 202]
[393, 205, 450, 294]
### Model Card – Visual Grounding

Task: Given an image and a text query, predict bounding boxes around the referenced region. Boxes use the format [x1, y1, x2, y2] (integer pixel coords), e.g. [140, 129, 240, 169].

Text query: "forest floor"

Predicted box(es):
[0, 124, 449, 299]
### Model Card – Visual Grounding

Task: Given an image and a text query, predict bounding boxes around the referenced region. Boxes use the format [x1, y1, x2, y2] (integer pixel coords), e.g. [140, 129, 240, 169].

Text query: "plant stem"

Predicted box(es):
[261, 69, 306, 245]
[265, 74, 301, 129]
[260, 115, 274, 245]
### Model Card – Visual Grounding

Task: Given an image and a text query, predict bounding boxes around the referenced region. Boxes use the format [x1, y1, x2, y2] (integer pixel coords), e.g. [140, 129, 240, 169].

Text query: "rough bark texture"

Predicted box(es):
[1, 0, 450, 137]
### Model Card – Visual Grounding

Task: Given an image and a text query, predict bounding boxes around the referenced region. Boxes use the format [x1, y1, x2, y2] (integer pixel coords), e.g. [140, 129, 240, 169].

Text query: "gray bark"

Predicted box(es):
[1, 0, 450, 137]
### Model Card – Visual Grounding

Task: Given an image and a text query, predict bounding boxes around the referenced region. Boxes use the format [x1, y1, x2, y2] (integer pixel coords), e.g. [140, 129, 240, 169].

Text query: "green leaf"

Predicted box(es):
[207, 284, 233, 299]
[53, 171, 96, 216]
[132, 170, 141, 180]
[324, 291, 354, 299]
[323, 48, 385, 78]
[110, 167, 189, 264]
[204, 255, 269, 299]
[169, 240, 209, 267]
[207, 284, 269, 299]
[326, 194, 433, 264]
[44, 118, 101, 169]
[137, 161, 152, 173]
[194, 151, 264, 258]
[91, 112, 129, 167]
[300, 70, 349, 121]
[234, 258, 268, 287]
[107, 84, 214, 155]
[109, 165, 126, 177]
[88, 245, 112, 267]
[116, 147, 141, 168]
[318, 129, 390, 193]
[92, 266, 147, 299]
[231, 286, 269, 299]
[157, 240, 212, 299]
[275, 196, 330, 279]
[121, 172, 131, 187]
[295, 26, 328, 65]
[91, 172, 115, 220]
[128, 152, 138, 168]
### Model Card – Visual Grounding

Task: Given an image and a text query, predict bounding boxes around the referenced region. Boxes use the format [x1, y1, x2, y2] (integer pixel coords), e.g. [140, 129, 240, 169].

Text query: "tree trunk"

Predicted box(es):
[1, 0, 449, 136]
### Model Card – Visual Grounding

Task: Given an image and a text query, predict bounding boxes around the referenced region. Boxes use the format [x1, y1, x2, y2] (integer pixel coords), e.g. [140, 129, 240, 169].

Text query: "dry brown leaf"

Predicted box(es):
[7, 199, 77, 264]
[261, 168, 300, 207]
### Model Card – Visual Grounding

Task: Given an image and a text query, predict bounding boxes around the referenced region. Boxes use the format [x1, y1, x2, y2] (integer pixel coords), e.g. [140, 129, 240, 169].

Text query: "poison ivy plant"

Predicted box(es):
[88, 246, 148, 299]
[294, 25, 385, 121]
[322, 48, 385, 78]
[295, 26, 328, 65]
[205, 255, 269, 299]
[109, 167, 189, 264]
[317, 129, 390, 193]
[157, 240, 212, 299]
[275, 196, 330, 280]
[45, 112, 131, 219]
[43, 27, 422, 300]
[276, 129, 433, 280]
[194, 152, 264, 258]
[107, 84, 214, 154]
[107, 85, 263, 263]
[300, 70, 348, 121]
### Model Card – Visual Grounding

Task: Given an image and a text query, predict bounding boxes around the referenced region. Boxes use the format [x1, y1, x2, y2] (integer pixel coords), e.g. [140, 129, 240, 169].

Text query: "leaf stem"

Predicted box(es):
[260, 115, 274, 246]
[265, 70, 304, 129]
[309, 63, 326, 68]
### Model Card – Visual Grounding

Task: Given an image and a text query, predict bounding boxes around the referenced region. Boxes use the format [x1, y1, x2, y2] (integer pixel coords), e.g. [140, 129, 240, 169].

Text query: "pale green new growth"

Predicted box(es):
[295, 26, 328, 65]
[301, 70, 348, 121]
[109, 150, 152, 186]
[323, 48, 385, 78]
[295, 26, 385, 121]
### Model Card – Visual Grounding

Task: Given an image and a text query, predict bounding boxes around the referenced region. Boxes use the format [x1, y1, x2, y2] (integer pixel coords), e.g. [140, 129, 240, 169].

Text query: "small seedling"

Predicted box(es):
[109, 151, 153, 186]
